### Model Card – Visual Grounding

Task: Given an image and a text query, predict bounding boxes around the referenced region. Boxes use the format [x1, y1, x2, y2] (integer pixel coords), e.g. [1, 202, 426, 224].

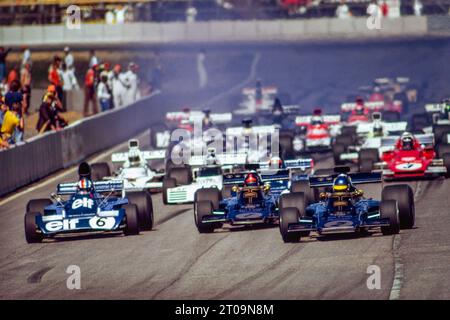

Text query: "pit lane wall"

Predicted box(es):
[0, 95, 162, 197]
[1, 16, 449, 46]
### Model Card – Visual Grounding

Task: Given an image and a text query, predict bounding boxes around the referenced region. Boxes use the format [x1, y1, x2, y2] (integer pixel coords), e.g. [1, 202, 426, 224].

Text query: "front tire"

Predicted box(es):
[26, 198, 52, 214]
[279, 207, 302, 243]
[380, 200, 400, 235]
[162, 177, 176, 205]
[382, 184, 415, 229]
[123, 204, 140, 235]
[194, 200, 216, 233]
[127, 191, 154, 230]
[24, 212, 43, 243]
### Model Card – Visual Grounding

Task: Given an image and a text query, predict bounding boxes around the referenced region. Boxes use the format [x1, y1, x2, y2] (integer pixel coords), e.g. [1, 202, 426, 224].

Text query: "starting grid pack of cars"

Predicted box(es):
[24, 79, 450, 244]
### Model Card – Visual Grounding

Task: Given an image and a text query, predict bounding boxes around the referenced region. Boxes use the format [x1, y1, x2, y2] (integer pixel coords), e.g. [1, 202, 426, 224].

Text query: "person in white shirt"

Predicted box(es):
[109, 64, 127, 109]
[186, 2, 198, 23]
[121, 62, 139, 106]
[336, 0, 352, 19]
[105, 9, 115, 24]
[97, 71, 112, 112]
[61, 62, 79, 111]
[367, 0, 382, 19]
[64, 47, 75, 70]
[89, 49, 98, 68]
[21, 47, 31, 69]
[115, 5, 127, 24]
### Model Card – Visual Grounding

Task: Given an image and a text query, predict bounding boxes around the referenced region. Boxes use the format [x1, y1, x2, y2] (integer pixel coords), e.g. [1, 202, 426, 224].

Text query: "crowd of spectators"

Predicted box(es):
[0, 0, 447, 25]
[0, 46, 144, 150]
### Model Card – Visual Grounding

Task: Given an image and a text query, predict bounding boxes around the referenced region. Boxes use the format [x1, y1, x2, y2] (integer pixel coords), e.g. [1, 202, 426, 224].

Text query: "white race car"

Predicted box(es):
[163, 149, 248, 205]
[92, 139, 166, 193]
[234, 85, 278, 115]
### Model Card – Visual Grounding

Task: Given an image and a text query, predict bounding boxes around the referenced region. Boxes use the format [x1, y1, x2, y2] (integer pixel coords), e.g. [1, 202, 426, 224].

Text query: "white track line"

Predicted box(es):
[389, 181, 423, 300]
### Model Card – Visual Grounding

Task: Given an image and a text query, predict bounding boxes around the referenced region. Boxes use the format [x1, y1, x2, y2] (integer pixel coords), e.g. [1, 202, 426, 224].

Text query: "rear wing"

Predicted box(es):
[188, 152, 248, 167]
[189, 112, 232, 124]
[295, 115, 341, 126]
[112, 150, 166, 163]
[242, 87, 277, 95]
[225, 125, 277, 136]
[258, 158, 313, 171]
[309, 172, 382, 188]
[57, 180, 124, 195]
[354, 121, 407, 134]
[222, 170, 290, 187]
[341, 101, 385, 113]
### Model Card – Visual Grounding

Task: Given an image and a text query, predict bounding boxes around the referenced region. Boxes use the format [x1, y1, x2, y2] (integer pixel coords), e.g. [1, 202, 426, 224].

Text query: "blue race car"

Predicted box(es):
[278, 166, 415, 242]
[193, 170, 291, 233]
[24, 162, 154, 243]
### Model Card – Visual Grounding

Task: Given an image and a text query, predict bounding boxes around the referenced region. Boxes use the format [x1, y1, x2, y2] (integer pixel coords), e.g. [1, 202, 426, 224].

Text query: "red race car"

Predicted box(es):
[369, 132, 450, 179]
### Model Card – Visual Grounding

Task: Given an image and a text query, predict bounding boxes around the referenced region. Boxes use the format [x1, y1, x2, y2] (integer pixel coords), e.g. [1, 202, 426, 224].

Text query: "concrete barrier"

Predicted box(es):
[0, 16, 442, 47]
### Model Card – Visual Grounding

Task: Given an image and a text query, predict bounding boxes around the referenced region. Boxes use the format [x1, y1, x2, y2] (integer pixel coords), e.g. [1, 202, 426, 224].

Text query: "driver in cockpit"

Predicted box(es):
[320, 174, 363, 211]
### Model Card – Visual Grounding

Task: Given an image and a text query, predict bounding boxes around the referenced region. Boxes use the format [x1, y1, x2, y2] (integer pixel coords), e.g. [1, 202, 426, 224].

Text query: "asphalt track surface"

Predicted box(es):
[1, 38, 450, 299]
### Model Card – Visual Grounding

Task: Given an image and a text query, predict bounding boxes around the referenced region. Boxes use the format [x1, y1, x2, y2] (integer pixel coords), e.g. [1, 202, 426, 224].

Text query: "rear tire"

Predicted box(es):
[221, 185, 232, 199]
[443, 153, 450, 178]
[279, 192, 307, 216]
[162, 178, 176, 205]
[380, 200, 400, 235]
[290, 180, 316, 205]
[359, 148, 379, 163]
[26, 199, 52, 214]
[168, 166, 192, 186]
[437, 143, 450, 159]
[127, 191, 154, 230]
[195, 188, 222, 210]
[279, 133, 294, 159]
[194, 200, 216, 233]
[335, 134, 354, 146]
[382, 185, 415, 229]
[332, 143, 346, 165]
[382, 111, 400, 122]
[24, 212, 43, 243]
[433, 124, 450, 144]
[123, 204, 140, 235]
[279, 208, 302, 243]
[359, 159, 374, 173]
[91, 162, 111, 181]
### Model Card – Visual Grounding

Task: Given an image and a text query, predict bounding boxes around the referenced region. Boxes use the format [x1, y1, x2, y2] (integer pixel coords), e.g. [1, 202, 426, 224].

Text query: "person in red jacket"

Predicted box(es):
[83, 64, 98, 116]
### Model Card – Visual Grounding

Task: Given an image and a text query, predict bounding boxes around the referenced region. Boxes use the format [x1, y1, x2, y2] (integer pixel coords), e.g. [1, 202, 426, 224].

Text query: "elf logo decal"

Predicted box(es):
[72, 198, 94, 210]
[45, 219, 80, 232]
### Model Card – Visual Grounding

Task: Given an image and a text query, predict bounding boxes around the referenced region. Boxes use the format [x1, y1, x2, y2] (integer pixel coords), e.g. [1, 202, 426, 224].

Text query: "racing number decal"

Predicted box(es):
[88, 217, 116, 230]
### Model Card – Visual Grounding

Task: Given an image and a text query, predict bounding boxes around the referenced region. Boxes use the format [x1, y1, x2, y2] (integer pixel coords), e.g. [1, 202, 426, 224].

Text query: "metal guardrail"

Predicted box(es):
[0, 93, 163, 197]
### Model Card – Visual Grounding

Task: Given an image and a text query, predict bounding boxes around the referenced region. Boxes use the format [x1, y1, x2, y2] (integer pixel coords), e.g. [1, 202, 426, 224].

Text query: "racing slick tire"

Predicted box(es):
[162, 178, 176, 205]
[127, 191, 154, 231]
[332, 143, 346, 165]
[24, 211, 43, 243]
[359, 148, 379, 163]
[341, 126, 357, 137]
[123, 204, 140, 236]
[195, 188, 222, 210]
[194, 200, 216, 233]
[382, 111, 401, 122]
[411, 113, 429, 132]
[279, 133, 294, 159]
[279, 192, 307, 218]
[359, 159, 374, 173]
[290, 180, 317, 205]
[335, 134, 354, 146]
[26, 198, 52, 214]
[382, 185, 415, 229]
[437, 143, 450, 159]
[279, 208, 302, 243]
[380, 200, 400, 235]
[91, 162, 111, 181]
[168, 166, 192, 186]
[433, 124, 450, 144]
[443, 153, 450, 179]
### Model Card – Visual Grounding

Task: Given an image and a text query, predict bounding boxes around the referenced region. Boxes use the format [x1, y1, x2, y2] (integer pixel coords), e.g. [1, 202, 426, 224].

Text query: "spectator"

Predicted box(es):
[109, 64, 126, 109]
[122, 62, 139, 106]
[381, 0, 389, 17]
[197, 49, 208, 89]
[36, 85, 67, 133]
[5, 80, 22, 109]
[336, 0, 351, 19]
[414, 0, 423, 16]
[1, 94, 24, 145]
[115, 5, 127, 24]
[186, 2, 198, 23]
[61, 62, 79, 111]
[367, 0, 382, 19]
[0, 79, 8, 97]
[0, 97, 8, 149]
[7, 66, 19, 88]
[105, 9, 115, 24]
[21, 47, 32, 69]
[88, 49, 99, 68]
[84, 64, 98, 116]
[64, 46, 75, 71]
[97, 71, 112, 112]
[0, 47, 12, 81]
[48, 55, 64, 105]
[20, 63, 32, 115]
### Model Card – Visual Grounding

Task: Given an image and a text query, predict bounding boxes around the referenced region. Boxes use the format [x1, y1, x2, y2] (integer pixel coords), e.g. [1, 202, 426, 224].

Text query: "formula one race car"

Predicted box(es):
[92, 139, 166, 193]
[151, 108, 233, 149]
[234, 80, 279, 115]
[294, 110, 341, 153]
[24, 162, 154, 243]
[341, 98, 401, 122]
[359, 132, 450, 179]
[162, 149, 248, 205]
[193, 170, 291, 233]
[279, 166, 415, 243]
